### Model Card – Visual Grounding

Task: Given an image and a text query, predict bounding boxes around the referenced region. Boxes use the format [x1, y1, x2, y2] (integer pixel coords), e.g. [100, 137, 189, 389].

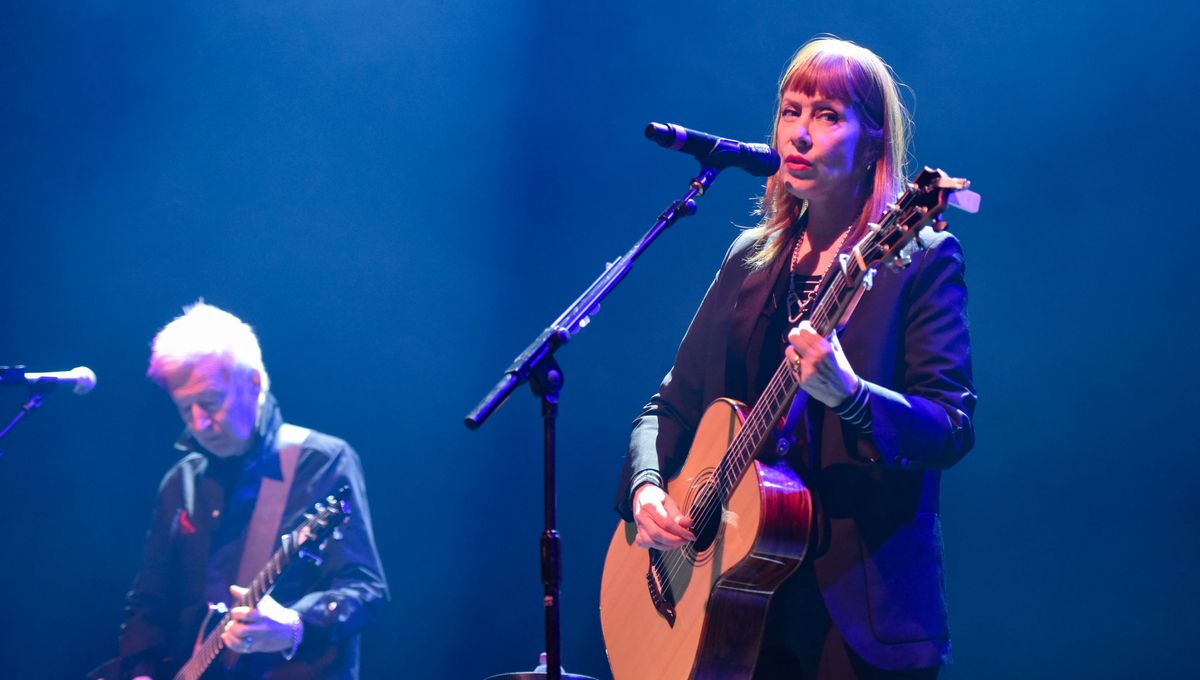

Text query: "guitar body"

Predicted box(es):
[600, 398, 812, 680]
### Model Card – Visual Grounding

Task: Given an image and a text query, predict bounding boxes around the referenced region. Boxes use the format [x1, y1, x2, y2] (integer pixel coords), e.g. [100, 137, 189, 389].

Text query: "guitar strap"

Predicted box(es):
[235, 423, 310, 587]
[180, 455, 196, 518]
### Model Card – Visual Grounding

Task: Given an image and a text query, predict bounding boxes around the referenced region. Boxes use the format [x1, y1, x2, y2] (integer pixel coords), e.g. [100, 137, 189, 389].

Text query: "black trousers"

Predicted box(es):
[752, 564, 940, 680]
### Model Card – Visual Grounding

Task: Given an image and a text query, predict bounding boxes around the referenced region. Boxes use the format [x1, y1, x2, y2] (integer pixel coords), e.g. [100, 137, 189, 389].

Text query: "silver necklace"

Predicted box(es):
[786, 224, 853, 324]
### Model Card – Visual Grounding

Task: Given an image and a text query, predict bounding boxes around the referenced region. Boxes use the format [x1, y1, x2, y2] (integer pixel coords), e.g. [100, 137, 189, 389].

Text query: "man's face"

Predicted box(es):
[164, 355, 261, 458]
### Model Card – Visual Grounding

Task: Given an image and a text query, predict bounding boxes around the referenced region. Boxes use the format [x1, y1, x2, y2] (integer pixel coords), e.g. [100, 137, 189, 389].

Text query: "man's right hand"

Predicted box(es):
[632, 483, 696, 550]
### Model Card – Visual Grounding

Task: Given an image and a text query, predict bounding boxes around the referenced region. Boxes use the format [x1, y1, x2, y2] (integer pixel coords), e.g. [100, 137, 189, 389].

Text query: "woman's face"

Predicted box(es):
[775, 89, 874, 207]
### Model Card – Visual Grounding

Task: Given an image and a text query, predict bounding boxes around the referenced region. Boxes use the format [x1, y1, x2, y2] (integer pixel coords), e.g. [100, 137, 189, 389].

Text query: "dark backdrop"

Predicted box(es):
[2, 2, 1197, 678]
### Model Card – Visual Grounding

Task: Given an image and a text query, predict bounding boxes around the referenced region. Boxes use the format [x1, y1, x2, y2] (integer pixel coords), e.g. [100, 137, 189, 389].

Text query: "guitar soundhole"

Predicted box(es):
[682, 472, 724, 564]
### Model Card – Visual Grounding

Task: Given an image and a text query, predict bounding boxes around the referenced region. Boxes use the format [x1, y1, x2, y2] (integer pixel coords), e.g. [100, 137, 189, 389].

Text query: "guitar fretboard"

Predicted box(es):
[170, 487, 349, 680]
[706, 255, 866, 509]
[690, 170, 955, 525]
[172, 528, 305, 680]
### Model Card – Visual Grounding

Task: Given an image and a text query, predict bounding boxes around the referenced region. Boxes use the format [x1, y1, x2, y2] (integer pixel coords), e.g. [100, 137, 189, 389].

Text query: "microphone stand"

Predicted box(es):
[467, 166, 721, 680]
[0, 367, 51, 460]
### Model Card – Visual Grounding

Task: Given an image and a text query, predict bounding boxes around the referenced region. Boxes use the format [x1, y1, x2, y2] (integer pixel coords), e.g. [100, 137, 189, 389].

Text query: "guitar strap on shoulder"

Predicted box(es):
[180, 456, 197, 518]
[235, 423, 311, 588]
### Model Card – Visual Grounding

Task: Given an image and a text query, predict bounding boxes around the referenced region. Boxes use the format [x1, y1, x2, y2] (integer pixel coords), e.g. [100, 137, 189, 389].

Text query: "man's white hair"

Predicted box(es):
[147, 300, 270, 392]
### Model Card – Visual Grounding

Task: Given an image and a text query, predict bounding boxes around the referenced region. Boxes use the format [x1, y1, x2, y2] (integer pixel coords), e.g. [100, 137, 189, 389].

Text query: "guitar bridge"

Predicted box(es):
[645, 550, 677, 627]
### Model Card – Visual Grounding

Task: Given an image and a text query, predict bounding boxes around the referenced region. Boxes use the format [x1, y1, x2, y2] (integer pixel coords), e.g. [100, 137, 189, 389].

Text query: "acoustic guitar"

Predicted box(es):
[599, 168, 979, 679]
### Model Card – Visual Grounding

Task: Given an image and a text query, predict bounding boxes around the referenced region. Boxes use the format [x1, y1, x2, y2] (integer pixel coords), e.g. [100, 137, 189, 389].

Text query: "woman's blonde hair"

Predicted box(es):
[746, 36, 911, 268]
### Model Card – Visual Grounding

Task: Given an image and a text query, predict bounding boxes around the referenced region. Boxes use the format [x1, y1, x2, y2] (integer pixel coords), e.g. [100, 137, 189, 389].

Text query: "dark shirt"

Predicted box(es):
[95, 393, 388, 680]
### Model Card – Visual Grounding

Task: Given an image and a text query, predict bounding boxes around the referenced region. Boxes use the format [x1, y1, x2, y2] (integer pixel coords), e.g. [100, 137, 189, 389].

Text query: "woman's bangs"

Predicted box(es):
[783, 54, 855, 102]
[782, 53, 882, 129]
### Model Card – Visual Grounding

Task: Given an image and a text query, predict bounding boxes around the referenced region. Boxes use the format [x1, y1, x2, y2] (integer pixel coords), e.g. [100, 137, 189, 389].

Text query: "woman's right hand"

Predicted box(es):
[632, 483, 696, 550]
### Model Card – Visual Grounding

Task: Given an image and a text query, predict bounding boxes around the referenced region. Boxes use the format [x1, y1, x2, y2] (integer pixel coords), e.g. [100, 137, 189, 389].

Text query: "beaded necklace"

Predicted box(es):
[785, 224, 853, 324]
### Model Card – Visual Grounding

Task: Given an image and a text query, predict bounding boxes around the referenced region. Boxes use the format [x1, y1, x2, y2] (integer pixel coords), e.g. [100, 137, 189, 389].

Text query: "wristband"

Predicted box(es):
[281, 611, 303, 661]
[833, 376, 873, 433]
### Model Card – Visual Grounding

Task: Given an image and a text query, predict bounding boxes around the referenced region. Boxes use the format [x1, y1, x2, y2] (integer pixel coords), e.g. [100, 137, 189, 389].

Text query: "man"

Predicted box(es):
[92, 302, 387, 679]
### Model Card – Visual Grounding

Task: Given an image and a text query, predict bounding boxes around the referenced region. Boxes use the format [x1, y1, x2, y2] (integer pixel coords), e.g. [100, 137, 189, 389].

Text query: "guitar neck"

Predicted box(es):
[708, 274, 848, 502]
[707, 219, 886, 505]
[703, 167, 976, 506]
[172, 532, 301, 680]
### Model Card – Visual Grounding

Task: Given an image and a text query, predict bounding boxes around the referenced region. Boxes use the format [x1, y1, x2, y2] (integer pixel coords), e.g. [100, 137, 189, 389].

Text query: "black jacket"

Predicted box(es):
[615, 227, 975, 669]
[96, 394, 388, 679]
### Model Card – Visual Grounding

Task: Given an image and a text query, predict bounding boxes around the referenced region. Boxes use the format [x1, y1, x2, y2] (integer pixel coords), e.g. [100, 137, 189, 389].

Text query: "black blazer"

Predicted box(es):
[615, 227, 976, 670]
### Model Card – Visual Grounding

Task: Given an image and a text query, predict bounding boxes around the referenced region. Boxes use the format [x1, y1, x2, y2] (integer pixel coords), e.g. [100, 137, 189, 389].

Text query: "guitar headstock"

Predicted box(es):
[861, 167, 980, 271]
[295, 486, 352, 551]
[816, 167, 979, 335]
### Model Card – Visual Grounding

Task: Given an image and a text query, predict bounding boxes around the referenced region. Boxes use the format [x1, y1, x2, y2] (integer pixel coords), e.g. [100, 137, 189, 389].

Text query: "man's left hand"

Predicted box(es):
[221, 585, 303, 654]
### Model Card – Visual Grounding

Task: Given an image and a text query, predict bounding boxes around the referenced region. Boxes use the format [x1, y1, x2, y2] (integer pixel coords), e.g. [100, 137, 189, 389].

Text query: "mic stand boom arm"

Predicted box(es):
[464, 165, 721, 680]
[465, 165, 719, 430]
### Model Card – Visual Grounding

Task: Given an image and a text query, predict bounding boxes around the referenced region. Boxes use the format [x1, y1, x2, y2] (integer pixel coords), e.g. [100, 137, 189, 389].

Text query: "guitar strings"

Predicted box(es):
[650, 265, 839, 587]
[646, 215, 884, 592]
[645, 189, 934, 596]
[652, 261, 863, 588]
[651, 358, 798, 588]
[175, 506, 338, 680]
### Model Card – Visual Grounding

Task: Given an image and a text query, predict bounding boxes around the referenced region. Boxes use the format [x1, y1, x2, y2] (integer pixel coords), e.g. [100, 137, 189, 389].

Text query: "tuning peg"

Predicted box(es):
[838, 252, 851, 275]
[933, 214, 949, 232]
[861, 267, 877, 291]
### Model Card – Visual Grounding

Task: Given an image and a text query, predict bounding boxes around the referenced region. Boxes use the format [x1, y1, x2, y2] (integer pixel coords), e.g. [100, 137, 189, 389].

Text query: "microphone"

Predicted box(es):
[645, 122, 780, 177]
[0, 366, 97, 395]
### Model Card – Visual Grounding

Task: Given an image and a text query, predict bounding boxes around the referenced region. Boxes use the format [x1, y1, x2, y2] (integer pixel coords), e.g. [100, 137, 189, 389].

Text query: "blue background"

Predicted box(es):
[2, 2, 1197, 677]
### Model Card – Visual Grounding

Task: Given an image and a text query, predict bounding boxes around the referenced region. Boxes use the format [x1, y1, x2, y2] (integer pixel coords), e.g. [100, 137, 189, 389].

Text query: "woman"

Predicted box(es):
[614, 37, 975, 678]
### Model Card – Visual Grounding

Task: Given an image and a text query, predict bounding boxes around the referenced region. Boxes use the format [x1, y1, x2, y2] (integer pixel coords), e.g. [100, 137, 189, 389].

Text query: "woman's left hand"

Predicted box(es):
[786, 321, 860, 408]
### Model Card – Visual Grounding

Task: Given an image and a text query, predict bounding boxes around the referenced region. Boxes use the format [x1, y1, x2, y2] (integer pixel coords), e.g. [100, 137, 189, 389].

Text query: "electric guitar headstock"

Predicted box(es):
[290, 486, 352, 559]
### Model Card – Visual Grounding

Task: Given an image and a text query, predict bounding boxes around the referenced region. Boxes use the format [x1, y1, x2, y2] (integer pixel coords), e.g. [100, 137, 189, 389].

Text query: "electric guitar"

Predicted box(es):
[171, 487, 351, 680]
[599, 168, 980, 679]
